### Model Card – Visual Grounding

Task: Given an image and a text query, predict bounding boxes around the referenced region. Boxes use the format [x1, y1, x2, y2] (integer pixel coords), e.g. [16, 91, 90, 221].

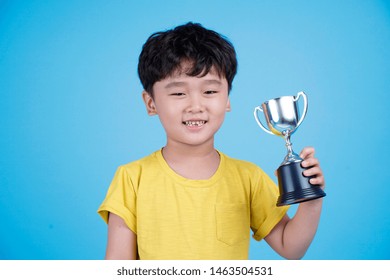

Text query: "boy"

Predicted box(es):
[98, 22, 325, 260]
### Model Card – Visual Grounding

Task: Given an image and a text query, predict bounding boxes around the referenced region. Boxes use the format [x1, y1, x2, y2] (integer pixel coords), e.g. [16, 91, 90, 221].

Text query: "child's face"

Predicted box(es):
[143, 66, 231, 149]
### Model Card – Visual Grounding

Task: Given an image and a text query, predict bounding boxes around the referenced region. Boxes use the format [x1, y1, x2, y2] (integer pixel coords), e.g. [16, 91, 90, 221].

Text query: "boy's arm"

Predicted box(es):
[105, 213, 137, 260]
[264, 147, 325, 259]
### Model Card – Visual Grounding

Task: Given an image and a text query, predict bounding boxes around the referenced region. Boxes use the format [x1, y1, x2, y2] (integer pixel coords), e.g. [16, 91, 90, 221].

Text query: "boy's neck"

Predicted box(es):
[162, 142, 220, 180]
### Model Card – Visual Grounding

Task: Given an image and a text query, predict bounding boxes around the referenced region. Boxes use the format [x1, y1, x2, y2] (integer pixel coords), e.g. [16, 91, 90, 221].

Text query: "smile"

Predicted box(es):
[183, 120, 207, 127]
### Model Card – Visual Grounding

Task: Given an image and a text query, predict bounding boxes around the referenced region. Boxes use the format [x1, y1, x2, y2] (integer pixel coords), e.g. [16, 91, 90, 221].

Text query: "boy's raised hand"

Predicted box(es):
[300, 146, 325, 188]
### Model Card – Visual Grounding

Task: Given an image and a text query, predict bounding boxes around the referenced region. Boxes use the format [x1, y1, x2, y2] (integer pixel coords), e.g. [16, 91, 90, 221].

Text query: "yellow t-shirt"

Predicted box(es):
[98, 150, 289, 259]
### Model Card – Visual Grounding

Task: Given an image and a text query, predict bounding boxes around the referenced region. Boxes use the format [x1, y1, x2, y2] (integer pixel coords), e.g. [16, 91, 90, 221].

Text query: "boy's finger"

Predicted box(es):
[300, 146, 315, 159]
[303, 166, 322, 177]
[309, 176, 325, 187]
[301, 157, 319, 168]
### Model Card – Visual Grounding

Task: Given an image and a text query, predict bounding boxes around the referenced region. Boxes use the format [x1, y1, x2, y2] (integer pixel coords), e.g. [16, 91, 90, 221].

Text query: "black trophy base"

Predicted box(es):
[276, 161, 326, 207]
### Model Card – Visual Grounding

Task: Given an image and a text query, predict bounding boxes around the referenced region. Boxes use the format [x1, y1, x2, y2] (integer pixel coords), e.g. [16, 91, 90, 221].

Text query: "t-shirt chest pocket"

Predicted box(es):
[215, 203, 250, 246]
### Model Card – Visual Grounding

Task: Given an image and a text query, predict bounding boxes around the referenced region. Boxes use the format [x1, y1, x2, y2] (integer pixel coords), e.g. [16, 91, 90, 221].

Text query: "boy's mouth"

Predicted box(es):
[183, 120, 207, 127]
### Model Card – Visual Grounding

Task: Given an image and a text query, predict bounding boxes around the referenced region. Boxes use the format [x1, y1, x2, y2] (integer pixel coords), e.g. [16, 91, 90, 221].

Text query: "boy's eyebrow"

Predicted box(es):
[164, 79, 222, 89]
[203, 79, 223, 86]
[164, 81, 187, 89]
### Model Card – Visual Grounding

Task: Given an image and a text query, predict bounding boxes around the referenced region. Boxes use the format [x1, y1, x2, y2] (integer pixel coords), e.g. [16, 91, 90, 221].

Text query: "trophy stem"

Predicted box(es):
[284, 133, 294, 157]
[282, 131, 302, 165]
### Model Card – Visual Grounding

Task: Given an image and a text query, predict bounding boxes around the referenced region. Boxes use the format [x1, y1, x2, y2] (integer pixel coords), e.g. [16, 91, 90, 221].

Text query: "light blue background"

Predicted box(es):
[1, 0, 389, 260]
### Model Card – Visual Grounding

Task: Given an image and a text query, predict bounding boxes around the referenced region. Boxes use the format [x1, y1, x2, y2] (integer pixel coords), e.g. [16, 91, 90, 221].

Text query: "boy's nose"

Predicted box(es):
[186, 95, 204, 113]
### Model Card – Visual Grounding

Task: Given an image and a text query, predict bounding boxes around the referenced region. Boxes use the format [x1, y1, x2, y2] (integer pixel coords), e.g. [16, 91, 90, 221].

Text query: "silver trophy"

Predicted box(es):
[254, 91, 326, 206]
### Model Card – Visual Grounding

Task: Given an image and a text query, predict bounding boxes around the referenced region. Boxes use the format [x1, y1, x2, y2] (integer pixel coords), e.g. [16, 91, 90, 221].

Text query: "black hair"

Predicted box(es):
[138, 22, 237, 95]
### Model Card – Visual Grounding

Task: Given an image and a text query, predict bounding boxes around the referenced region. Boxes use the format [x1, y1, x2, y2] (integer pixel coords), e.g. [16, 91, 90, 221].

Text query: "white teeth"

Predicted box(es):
[184, 120, 206, 126]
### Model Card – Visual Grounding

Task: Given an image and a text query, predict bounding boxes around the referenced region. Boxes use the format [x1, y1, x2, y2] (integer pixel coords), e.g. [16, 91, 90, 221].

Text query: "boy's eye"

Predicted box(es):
[170, 92, 185, 96]
[204, 90, 218, 94]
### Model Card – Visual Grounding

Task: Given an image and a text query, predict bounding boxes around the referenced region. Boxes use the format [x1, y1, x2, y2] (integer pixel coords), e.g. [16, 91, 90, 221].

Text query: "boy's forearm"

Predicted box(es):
[282, 198, 323, 259]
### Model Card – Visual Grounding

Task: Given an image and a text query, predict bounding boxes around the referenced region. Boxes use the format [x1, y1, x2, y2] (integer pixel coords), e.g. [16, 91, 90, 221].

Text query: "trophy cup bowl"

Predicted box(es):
[254, 91, 326, 206]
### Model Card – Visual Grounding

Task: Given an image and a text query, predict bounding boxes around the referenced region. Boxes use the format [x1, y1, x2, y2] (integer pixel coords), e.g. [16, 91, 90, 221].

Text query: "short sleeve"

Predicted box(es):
[97, 166, 137, 234]
[250, 168, 289, 241]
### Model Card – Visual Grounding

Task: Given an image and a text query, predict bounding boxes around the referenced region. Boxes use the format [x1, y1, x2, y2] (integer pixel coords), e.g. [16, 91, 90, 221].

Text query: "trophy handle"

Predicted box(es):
[294, 91, 308, 128]
[253, 106, 273, 135]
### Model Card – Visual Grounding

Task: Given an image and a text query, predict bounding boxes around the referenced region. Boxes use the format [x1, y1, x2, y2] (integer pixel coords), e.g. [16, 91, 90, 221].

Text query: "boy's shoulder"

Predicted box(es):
[120, 150, 160, 170]
[110, 151, 163, 187]
[220, 151, 267, 176]
[222, 152, 257, 166]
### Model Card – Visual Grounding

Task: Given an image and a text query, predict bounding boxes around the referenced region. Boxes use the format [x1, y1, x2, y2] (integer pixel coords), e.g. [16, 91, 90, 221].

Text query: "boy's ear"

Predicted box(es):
[226, 98, 231, 112]
[142, 91, 157, 115]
